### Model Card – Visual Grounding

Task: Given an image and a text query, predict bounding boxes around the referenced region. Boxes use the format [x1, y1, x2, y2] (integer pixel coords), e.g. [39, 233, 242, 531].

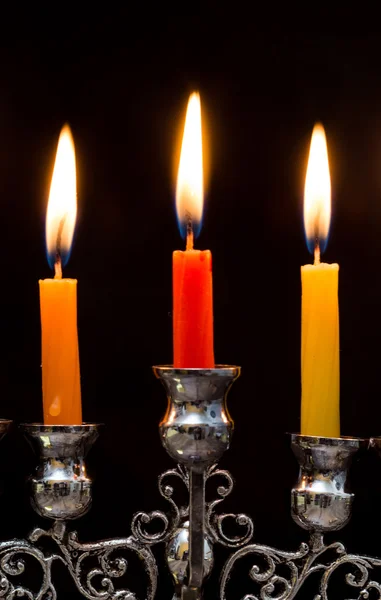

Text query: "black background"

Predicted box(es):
[1, 12, 381, 599]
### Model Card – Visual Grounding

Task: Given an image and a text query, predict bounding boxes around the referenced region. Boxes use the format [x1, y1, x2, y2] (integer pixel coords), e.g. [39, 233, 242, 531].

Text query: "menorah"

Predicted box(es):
[0, 366, 378, 600]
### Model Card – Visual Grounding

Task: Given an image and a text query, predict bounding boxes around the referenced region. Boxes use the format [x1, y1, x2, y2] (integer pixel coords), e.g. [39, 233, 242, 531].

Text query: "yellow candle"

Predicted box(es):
[301, 263, 339, 436]
[40, 125, 82, 425]
[301, 124, 340, 438]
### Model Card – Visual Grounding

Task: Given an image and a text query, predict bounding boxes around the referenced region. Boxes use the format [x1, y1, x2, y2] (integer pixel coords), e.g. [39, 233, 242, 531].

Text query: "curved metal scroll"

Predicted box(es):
[220, 532, 381, 600]
[0, 463, 253, 599]
[132, 465, 254, 551]
[0, 524, 157, 600]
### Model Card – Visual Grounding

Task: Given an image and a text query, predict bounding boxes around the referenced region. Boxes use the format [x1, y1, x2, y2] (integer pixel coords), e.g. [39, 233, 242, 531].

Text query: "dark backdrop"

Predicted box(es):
[0, 13, 380, 599]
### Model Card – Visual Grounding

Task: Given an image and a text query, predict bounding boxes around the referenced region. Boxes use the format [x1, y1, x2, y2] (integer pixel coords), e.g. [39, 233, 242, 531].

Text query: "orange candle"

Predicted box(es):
[39, 125, 82, 424]
[173, 92, 215, 368]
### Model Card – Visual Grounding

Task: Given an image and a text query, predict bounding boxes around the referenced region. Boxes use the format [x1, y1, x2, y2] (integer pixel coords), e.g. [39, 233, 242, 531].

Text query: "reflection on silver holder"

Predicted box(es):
[291, 434, 364, 532]
[23, 424, 100, 520]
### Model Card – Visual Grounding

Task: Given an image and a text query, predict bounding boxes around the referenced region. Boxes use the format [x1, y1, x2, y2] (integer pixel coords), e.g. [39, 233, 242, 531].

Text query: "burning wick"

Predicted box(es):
[314, 241, 320, 266]
[186, 210, 194, 251]
[54, 213, 67, 280]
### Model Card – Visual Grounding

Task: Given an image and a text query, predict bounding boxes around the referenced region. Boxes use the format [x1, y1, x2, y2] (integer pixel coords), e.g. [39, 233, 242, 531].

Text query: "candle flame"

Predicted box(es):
[304, 123, 331, 259]
[46, 124, 77, 274]
[176, 92, 203, 244]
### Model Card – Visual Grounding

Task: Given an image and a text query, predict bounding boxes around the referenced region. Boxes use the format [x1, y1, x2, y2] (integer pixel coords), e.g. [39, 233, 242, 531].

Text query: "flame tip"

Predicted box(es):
[60, 123, 73, 137]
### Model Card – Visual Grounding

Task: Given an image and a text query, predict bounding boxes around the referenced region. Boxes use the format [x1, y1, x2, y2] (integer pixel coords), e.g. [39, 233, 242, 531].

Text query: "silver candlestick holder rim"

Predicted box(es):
[153, 364, 241, 373]
[19, 423, 103, 432]
[290, 432, 367, 445]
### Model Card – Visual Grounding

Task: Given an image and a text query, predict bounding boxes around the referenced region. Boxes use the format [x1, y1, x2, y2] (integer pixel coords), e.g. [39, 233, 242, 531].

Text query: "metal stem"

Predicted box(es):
[182, 469, 205, 599]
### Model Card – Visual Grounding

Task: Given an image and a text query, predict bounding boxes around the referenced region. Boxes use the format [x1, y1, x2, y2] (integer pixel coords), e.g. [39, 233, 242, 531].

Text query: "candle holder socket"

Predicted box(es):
[290, 434, 365, 532]
[22, 423, 101, 521]
[154, 365, 240, 472]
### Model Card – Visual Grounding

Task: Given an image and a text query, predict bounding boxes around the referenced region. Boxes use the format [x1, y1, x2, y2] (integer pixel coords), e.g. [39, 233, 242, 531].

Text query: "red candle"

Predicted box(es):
[173, 92, 215, 368]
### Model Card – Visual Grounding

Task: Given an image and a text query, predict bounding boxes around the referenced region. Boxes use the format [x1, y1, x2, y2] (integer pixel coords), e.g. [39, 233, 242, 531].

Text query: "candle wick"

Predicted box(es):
[186, 230, 194, 251]
[314, 242, 320, 266]
[54, 257, 62, 279]
[186, 211, 194, 251]
[54, 213, 67, 279]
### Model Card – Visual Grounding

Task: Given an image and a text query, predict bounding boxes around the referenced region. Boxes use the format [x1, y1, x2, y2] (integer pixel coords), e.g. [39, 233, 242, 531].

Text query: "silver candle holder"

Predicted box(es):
[0, 377, 381, 599]
[0, 422, 158, 599]
[220, 434, 380, 600]
[151, 366, 253, 599]
[23, 423, 100, 521]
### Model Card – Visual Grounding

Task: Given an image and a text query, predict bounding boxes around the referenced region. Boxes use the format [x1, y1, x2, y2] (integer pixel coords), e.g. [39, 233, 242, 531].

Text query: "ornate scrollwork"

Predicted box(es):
[205, 466, 254, 548]
[0, 463, 253, 599]
[0, 524, 157, 600]
[220, 532, 381, 600]
[0, 538, 60, 599]
[132, 464, 253, 553]
[131, 465, 189, 545]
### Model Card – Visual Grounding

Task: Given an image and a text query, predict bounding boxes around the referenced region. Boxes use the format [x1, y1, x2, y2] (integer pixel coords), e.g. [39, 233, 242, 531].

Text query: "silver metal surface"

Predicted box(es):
[0, 524, 158, 600]
[167, 521, 213, 590]
[0, 423, 158, 600]
[134, 366, 253, 600]
[220, 433, 379, 600]
[155, 365, 238, 598]
[0, 419, 12, 441]
[1, 398, 381, 599]
[154, 366, 240, 472]
[22, 423, 101, 521]
[133, 464, 253, 600]
[188, 469, 205, 591]
[220, 532, 381, 600]
[291, 434, 365, 532]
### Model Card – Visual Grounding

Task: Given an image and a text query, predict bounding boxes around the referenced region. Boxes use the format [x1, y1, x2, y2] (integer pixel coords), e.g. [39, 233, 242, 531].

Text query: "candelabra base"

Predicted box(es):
[0, 404, 381, 599]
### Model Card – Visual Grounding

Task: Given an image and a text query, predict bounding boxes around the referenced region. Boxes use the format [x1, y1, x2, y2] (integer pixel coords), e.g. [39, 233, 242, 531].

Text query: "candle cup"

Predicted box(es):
[291, 434, 365, 532]
[21, 423, 101, 521]
[153, 365, 240, 473]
